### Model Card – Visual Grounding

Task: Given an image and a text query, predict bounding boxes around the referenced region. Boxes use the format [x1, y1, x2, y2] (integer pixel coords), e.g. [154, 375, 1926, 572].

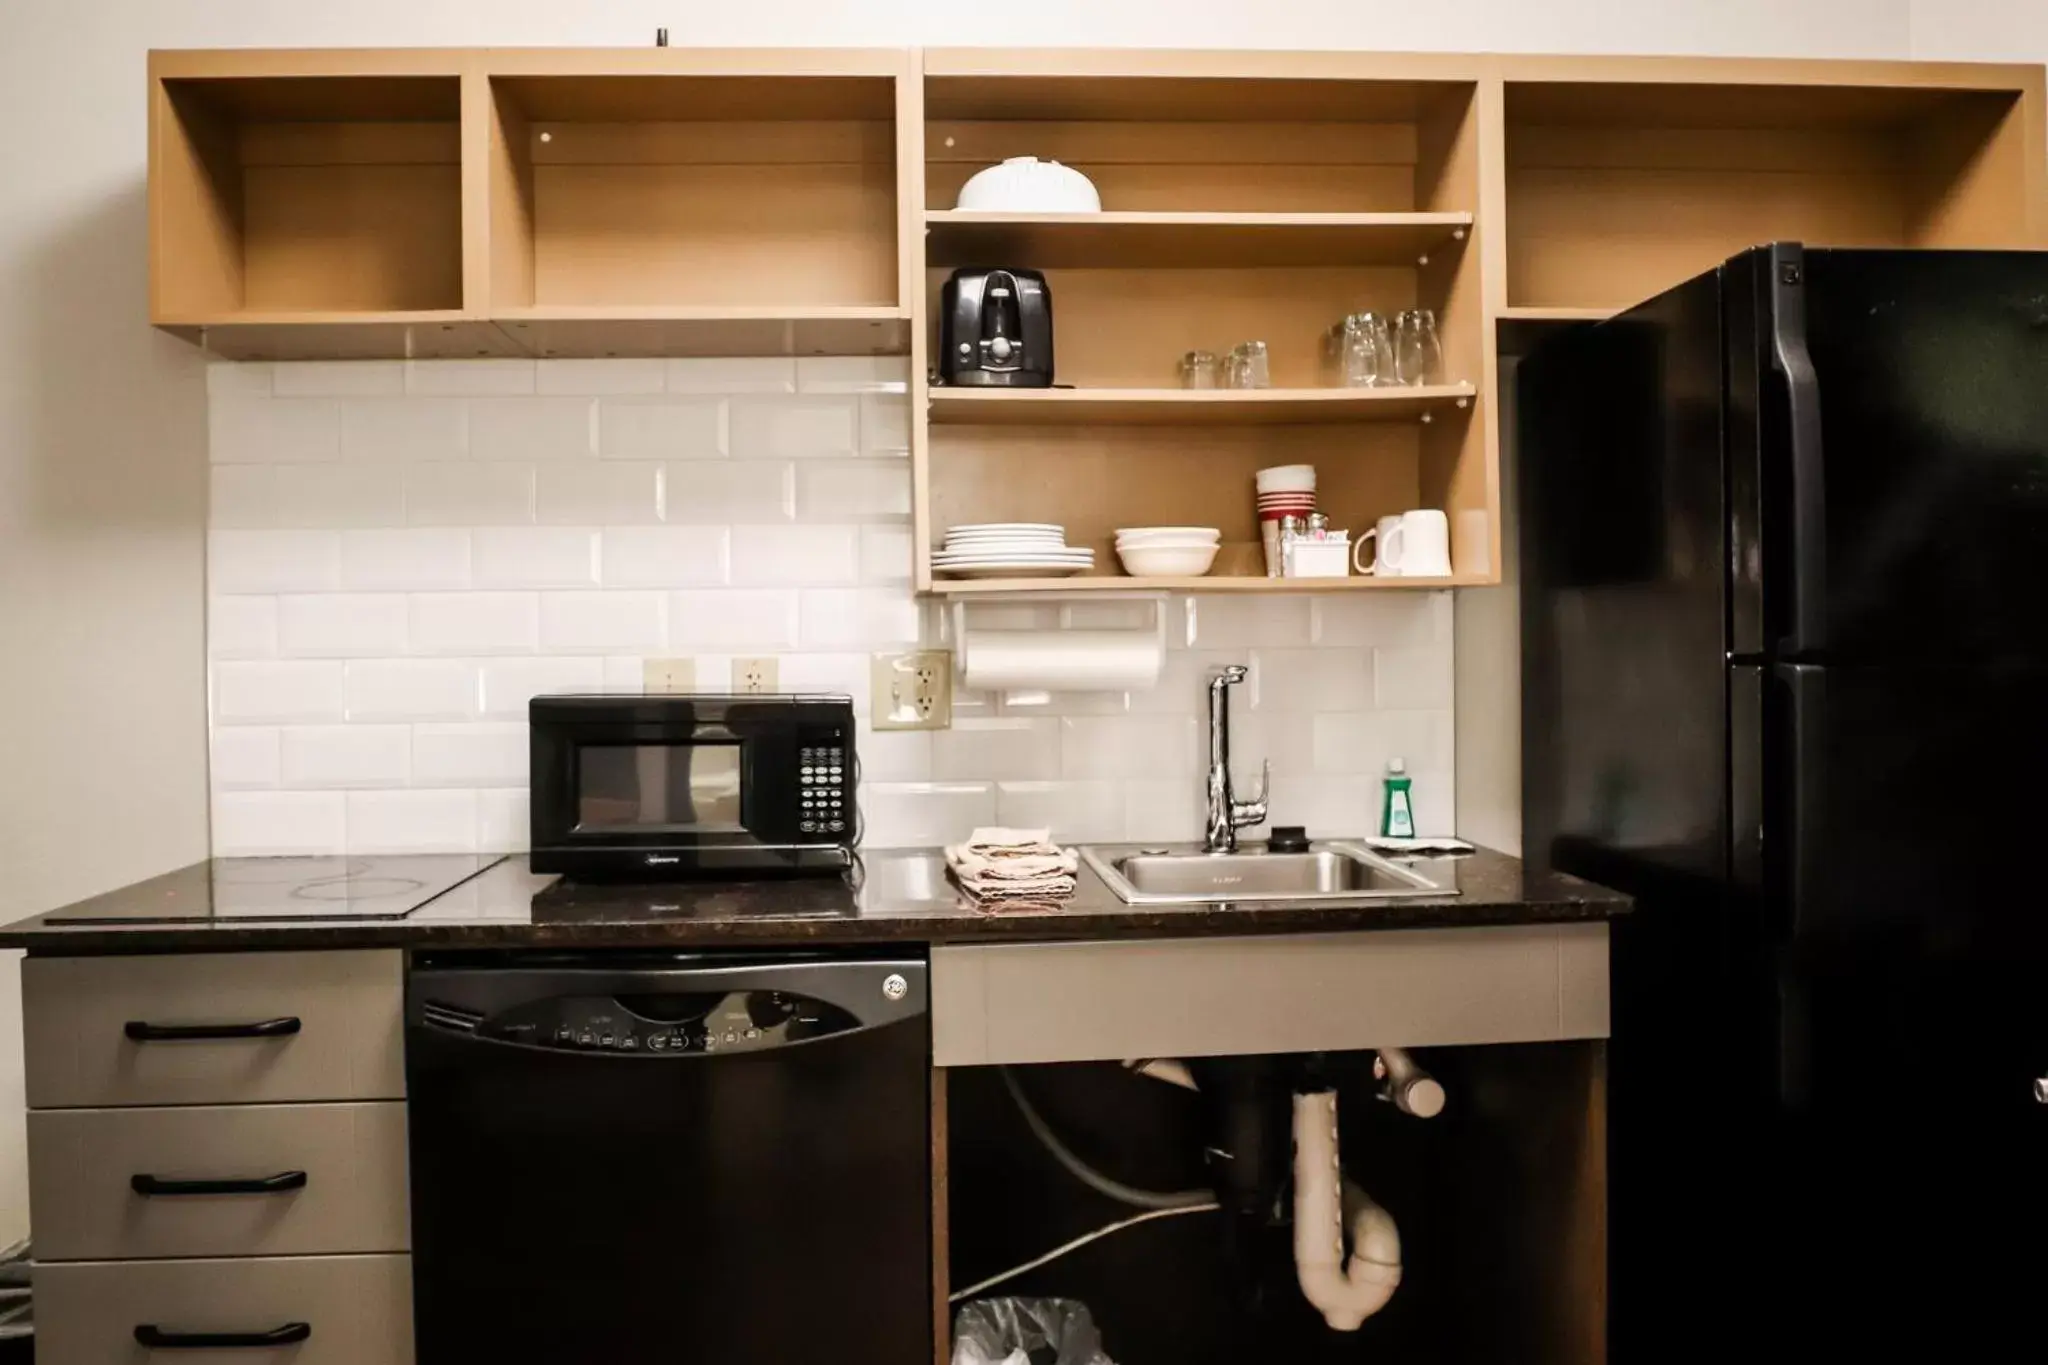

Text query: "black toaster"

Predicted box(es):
[939, 267, 1053, 388]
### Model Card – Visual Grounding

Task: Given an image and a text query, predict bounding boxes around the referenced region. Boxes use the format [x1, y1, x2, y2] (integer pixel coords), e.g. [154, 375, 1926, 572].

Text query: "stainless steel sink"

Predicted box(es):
[1079, 841, 1450, 905]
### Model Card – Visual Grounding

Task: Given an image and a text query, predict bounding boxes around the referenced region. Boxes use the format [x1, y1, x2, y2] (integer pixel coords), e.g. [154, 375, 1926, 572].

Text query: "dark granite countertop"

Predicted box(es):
[0, 844, 1627, 955]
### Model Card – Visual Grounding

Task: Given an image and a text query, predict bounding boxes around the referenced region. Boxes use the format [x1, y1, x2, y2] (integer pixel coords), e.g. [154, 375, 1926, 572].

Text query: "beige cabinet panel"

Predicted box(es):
[30, 1102, 409, 1261]
[35, 1254, 412, 1365]
[933, 924, 1611, 1066]
[24, 951, 404, 1109]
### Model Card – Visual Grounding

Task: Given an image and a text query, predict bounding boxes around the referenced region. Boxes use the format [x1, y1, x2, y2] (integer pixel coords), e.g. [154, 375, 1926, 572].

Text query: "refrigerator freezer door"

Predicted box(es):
[1743, 248, 2048, 664]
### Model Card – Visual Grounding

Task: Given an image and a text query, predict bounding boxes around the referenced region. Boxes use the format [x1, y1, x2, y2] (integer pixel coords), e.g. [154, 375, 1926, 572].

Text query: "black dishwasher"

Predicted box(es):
[407, 952, 931, 1364]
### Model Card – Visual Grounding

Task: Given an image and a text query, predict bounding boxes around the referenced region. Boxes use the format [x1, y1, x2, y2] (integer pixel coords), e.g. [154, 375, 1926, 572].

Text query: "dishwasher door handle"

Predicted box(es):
[411, 958, 928, 1031]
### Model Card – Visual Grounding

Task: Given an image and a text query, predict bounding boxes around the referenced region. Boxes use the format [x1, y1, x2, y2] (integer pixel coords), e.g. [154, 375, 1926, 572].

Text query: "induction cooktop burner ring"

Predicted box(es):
[292, 875, 432, 903]
[211, 856, 377, 886]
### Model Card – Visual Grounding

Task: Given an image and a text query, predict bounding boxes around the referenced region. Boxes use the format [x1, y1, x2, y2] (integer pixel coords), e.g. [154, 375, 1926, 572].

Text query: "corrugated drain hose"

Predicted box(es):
[999, 1065, 1213, 1211]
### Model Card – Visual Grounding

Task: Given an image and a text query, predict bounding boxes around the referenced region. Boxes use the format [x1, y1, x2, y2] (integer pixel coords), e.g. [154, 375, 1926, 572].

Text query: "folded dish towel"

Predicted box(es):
[1363, 835, 1475, 856]
[944, 827, 1079, 902]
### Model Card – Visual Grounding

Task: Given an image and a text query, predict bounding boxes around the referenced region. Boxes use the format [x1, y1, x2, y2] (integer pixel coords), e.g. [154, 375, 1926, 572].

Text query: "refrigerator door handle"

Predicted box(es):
[1768, 243, 1827, 656]
[1774, 662, 1826, 940]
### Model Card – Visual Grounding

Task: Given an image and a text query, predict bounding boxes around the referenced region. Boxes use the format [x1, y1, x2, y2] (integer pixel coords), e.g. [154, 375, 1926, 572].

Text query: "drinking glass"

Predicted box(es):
[1394, 309, 1443, 386]
[1180, 350, 1221, 389]
[1343, 312, 1395, 387]
[1228, 341, 1271, 390]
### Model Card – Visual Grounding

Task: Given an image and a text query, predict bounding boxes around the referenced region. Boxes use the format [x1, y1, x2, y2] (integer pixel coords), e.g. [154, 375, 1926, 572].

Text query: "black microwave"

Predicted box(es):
[529, 694, 855, 879]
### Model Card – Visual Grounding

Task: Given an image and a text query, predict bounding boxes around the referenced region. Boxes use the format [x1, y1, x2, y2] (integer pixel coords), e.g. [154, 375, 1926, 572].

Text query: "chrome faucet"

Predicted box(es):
[1204, 665, 1270, 853]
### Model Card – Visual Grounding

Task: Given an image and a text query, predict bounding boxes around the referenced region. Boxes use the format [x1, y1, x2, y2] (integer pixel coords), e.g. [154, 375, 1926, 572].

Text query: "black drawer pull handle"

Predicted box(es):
[131, 1170, 307, 1197]
[134, 1323, 311, 1349]
[124, 1017, 301, 1042]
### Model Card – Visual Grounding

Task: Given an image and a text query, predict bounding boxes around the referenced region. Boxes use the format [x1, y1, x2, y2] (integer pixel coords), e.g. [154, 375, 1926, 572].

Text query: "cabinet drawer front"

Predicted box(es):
[932, 925, 1611, 1066]
[34, 1254, 412, 1365]
[30, 1103, 409, 1261]
[24, 951, 403, 1109]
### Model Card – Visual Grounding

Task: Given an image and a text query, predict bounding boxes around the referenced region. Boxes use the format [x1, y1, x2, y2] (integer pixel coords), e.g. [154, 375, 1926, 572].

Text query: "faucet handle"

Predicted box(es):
[1211, 663, 1250, 687]
[1232, 758, 1271, 829]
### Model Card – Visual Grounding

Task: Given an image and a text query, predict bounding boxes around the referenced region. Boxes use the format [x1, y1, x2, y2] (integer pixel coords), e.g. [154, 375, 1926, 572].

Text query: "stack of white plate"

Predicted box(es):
[1115, 526, 1222, 577]
[933, 524, 1095, 579]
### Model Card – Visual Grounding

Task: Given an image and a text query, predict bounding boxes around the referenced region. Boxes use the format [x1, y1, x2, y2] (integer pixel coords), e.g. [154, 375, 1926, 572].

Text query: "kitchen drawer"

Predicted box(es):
[35, 1254, 412, 1365]
[24, 950, 403, 1109]
[932, 924, 1610, 1066]
[29, 1102, 409, 1261]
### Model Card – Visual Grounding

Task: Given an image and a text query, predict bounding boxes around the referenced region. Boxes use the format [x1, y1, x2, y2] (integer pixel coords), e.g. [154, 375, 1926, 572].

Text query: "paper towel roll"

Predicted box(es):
[959, 629, 1163, 692]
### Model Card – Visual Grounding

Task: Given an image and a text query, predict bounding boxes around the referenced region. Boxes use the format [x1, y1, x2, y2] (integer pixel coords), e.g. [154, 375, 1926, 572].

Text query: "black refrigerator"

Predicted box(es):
[1519, 244, 2048, 1361]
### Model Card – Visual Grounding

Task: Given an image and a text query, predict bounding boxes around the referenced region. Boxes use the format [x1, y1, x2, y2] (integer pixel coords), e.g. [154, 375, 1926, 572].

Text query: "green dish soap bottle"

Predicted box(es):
[1381, 759, 1416, 839]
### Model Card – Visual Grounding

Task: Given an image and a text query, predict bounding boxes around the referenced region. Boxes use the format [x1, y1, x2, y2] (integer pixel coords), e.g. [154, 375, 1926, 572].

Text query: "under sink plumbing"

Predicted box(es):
[968, 1049, 1444, 1333]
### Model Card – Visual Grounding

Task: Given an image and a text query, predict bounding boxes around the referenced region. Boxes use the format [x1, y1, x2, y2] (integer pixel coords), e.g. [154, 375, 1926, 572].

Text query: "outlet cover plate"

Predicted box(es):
[872, 651, 952, 731]
[732, 657, 779, 695]
[642, 658, 696, 694]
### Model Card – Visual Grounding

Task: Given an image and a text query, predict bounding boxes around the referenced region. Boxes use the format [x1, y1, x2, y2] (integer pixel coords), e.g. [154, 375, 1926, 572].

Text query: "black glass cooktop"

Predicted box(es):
[45, 855, 506, 925]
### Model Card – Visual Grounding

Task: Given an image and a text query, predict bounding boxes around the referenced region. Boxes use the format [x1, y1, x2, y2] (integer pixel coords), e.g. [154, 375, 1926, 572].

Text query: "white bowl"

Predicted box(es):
[1254, 464, 1318, 494]
[1115, 526, 1222, 546]
[955, 158, 1103, 213]
[1117, 543, 1221, 577]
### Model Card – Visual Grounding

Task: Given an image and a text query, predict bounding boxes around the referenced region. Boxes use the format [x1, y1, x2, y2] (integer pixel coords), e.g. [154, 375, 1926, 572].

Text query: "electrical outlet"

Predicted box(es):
[641, 658, 696, 695]
[732, 657, 778, 695]
[871, 651, 952, 731]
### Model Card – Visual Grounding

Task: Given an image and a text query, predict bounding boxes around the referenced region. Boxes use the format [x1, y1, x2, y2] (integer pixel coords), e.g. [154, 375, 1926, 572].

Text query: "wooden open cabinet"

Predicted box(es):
[148, 46, 2045, 596]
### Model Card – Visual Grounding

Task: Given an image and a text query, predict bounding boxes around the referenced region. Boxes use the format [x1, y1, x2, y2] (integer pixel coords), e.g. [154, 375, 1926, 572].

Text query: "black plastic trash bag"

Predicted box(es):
[951, 1297, 1116, 1365]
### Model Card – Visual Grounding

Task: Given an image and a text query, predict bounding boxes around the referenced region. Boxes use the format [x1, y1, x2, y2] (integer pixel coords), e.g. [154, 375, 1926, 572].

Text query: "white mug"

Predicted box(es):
[1379, 510, 1453, 579]
[1355, 514, 1405, 575]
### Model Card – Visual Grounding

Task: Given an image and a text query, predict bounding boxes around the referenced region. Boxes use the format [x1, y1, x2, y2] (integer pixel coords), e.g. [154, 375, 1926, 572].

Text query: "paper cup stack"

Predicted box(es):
[1256, 465, 1317, 576]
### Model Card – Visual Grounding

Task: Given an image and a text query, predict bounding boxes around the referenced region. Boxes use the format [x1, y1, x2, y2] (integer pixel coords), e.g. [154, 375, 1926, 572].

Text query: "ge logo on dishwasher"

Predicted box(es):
[882, 974, 908, 1001]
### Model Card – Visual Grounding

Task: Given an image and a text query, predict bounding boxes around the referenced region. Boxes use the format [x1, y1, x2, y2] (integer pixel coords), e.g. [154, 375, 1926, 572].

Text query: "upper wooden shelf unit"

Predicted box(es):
[923, 211, 1472, 269]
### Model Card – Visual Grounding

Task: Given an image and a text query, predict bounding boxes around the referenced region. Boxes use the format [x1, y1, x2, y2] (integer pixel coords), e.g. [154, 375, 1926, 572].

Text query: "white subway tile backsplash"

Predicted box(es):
[278, 594, 409, 658]
[346, 789, 479, 853]
[536, 462, 663, 525]
[206, 360, 1459, 856]
[345, 659, 480, 722]
[932, 719, 1062, 781]
[599, 400, 726, 459]
[796, 357, 909, 395]
[472, 527, 602, 589]
[213, 791, 346, 856]
[210, 396, 339, 464]
[540, 591, 666, 653]
[407, 359, 536, 396]
[214, 661, 346, 723]
[406, 463, 535, 526]
[340, 398, 468, 462]
[208, 597, 278, 660]
[996, 781, 1126, 842]
[861, 395, 912, 454]
[664, 461, 794, 523]
[602, 527, 728, 588]
[1061, 715, 1200, 779]
[210, 727, 281, 790]
[730, 396, 858, 459]
[668, 357, 796, 394]
[210, 530, 340, 594]
[479, 657, 606, 719]
[796, 460, 911, 521]
[729, 525, 858, 586]
[210, 466, 275, 528]
[272, 464, 406, 529]
[281, 724, 411, 788]
[860, 783, 996, 849]
[340, 530, 471, 591]
[409, 593, 539, 655]
[537, 358, 666, 396]
[667, 589, 799, 649]
[478, 788, 532, 853]
[1374, 645, 1456, 710]
[798, 588, 920, 649]
[469, 397, 597, 461]
[859, 525, 914, 584]
[1249, 647, 1374, 713]
[272, 361, 404, 397]
[413, 723, 528, 787]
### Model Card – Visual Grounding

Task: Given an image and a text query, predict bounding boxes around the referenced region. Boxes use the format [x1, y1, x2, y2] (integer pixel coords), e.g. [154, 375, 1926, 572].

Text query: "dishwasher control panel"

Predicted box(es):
[472, 989, 861, 1055]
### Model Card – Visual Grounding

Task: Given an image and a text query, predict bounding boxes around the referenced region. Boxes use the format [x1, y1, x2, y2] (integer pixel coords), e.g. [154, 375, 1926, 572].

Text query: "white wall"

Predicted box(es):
[0, 0, 2010, 1246]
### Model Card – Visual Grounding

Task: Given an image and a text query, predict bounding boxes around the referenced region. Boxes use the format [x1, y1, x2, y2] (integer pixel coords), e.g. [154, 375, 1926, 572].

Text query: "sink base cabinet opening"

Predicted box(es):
[939, 1043, 1605, 1365]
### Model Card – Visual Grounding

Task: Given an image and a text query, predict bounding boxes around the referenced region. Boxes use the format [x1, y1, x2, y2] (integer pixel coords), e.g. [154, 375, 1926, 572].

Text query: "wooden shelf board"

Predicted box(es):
[929, 384, 1475, 426]
[157, 313, 517, 362]
[928, 573, 1488, 595]
[924, 211, 1472, 268]
[494, 305, 911, 358]
[1496, 306, 1615, 322]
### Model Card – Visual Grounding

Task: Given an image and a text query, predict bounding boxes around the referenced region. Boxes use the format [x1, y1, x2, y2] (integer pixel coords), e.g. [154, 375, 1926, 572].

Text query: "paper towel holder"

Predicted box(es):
[948, 592, 1169, 697]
